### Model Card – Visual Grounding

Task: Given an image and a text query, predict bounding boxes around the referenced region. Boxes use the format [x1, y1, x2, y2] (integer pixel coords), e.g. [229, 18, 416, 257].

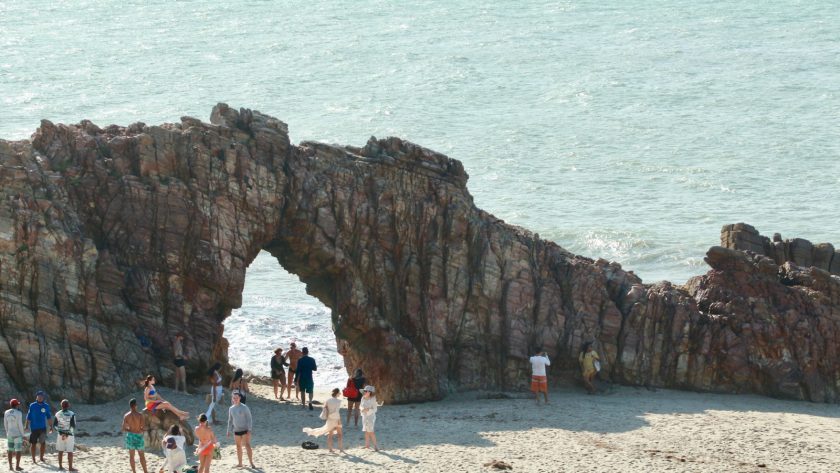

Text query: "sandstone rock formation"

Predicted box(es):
[0, 104, 838, 404]
[143, 409, 194, 452]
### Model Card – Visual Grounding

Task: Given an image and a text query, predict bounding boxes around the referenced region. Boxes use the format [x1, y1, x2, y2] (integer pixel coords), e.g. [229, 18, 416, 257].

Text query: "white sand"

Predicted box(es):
[10, 382, 840, 472]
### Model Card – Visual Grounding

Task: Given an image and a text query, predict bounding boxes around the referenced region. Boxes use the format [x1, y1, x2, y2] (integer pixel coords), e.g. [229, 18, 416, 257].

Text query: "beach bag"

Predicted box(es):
[301, 441, 319, 450]
[212, 446, 221, 460]
[319, 406, 328, 421]
[342, 378, 359, 398]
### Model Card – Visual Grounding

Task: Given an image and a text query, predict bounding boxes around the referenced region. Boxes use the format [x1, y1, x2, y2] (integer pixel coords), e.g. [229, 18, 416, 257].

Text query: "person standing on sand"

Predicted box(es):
[270, 348, 288, 400]
[205, 363, 224, 424]
[143, 375, 189, 420]
[344, 368, 365, 428]
[294, 347, 317, 410]
[529, 348, 551, 405]
[302, 388, 344, 453]
[122, 399, 148, 473]
[285, 342, 303, 401]
[229, 368, 249, 404]
[173, 334, 189, 394]
[195, 414, 218, 473]
[54, 399, 77, 472]
[579, 341, 601, 394]
[226, 392, 256, 469]
[4, 398, 25, 472]
[24, 390, 52, 464]
[360, 386, 379, 451]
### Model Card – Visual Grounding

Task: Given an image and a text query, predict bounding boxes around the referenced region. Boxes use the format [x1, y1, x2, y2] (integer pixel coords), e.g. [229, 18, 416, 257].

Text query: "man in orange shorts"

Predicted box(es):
[529, 348, 551, 405]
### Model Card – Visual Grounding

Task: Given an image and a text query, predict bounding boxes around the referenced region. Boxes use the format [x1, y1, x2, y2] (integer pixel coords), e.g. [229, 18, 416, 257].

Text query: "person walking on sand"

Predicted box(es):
[294, 347, 317, 410]
[195, 414, 218, 473]
[4, 398, 25, 472]
[229, 368, 249, 404]
[161, 424, 187, 473]
[24, 390, 52, 464]
[344, 368, 365, 428]
[122, 399, 148, 473]
[579, 341, 601, 394]
[54, 399, 77, 472]
[302, 388, 344, 453]
[270, 348, 288, 400]
[205, 363, 224, 424]
[173, 333, 189, 394]
[226, 392, 255, 469]
[143, 375, 189, 420]
[360, 386, 380, 451]
[285, 342, 303, 401]
[529, 348, 551, 405]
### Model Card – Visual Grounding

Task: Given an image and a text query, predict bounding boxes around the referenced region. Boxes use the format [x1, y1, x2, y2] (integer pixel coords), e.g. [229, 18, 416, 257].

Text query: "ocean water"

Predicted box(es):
[2, 1, 839, 385]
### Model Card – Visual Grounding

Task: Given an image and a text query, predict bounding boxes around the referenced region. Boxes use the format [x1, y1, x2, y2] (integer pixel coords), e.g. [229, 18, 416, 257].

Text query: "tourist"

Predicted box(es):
[229, 368, 249, 404]
[143, 375, 189, 420]
[24, 390, 52, 464]
[529, 348, 551, 405]
[285, 342, 303, 401]
[173, 333, 189, 394]
[270, 348, 288, 400]
[579, 341, 601, 394]
[121, 398, 148, 473]
[303, 388, 344, 453]
[226, 392, 255, 469]
[195, 414, 218, 473]
[344, 368, 366, 428]
[294, 347, 317, 410]
[161, 424, 187, 473]
[54, 399, 77, 472]
[205, 363, 224, 424]
[360, 385, 379, 451]
[4, 398, 25, 472]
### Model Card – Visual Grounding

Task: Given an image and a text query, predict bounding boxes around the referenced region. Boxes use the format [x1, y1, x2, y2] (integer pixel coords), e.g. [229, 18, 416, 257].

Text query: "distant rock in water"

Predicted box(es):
[0, 104, 838, 403]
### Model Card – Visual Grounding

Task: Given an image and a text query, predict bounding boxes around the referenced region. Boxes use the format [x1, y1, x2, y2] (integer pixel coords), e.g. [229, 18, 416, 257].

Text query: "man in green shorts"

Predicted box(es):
[4, 398, 25, 472]
[121, 399, 148, 473]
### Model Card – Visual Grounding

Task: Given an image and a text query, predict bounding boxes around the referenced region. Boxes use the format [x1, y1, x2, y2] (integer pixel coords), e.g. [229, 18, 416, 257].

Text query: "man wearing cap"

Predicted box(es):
[121, 399, 148, 473]
[294, 347, 317, 410]
[285, 342, 303, 401]
[54, 399, 77, 471]
[4, 399, 25, 471]
[24, 391, 52, 464]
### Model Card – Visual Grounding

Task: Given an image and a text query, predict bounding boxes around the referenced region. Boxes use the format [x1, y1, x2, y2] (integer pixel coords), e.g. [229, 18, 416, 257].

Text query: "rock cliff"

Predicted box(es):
[0, 105, 838, 404]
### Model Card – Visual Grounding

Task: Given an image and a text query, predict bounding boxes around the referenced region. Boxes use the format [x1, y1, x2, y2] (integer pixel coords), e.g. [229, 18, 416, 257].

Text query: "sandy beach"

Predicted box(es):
[9, 381, 839, 473]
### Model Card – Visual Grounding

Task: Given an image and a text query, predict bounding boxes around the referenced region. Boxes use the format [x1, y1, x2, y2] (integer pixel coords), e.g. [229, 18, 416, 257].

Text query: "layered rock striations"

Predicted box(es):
[0, 105, 838, 404]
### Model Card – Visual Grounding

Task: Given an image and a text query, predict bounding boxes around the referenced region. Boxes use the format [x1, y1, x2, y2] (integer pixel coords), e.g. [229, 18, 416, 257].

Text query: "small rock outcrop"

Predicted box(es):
[143, 410, 194, 452]
[721, 222, 840, 275]
[0, 104, 838, 404]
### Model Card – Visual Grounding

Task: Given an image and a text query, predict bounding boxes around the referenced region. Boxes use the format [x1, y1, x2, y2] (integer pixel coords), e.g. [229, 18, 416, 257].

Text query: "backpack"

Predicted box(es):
[342, 378, 359, 398]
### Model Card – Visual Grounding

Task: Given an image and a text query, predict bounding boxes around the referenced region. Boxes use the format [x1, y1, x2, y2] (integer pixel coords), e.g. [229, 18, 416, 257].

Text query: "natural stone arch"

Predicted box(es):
[1, 104, 839, 405]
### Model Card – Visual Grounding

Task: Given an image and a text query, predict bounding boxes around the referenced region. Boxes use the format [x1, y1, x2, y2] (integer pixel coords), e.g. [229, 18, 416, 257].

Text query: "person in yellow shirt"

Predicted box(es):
[578, 342, 600, 394]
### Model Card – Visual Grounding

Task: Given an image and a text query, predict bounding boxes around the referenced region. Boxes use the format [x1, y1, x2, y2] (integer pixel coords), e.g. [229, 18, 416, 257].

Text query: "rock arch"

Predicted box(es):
[0, 104, 838, 404]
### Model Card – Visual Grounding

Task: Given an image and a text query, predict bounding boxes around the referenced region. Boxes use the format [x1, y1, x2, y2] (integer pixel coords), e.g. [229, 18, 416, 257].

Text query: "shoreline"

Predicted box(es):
[11, 382, 839, 472]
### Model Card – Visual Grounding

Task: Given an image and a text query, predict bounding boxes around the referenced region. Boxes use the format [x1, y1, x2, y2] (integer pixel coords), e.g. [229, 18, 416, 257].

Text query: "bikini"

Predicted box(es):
[145, 387, 163, 411]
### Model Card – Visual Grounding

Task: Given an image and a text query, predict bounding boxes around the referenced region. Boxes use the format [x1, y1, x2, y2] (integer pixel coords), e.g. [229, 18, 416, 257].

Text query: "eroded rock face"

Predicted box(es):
[0, 105, 838, 404]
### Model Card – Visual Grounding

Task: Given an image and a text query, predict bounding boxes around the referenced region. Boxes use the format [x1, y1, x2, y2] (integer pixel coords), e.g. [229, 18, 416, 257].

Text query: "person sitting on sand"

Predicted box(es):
[345, 368, 366, 428]
[229, 368, 249, 404]
[579, 341, 600, 394]
[121, 398, 148, 473]
[143, 375, 189, 420]
[302, 388, 344, 454]
[195, 414, 218, 473]
[360, 385, 380, 451]
[285, 342, 303, 401]
[270, 348, 288, 400]
[161, 424, 187, 473]
[529, 348, 551, 405]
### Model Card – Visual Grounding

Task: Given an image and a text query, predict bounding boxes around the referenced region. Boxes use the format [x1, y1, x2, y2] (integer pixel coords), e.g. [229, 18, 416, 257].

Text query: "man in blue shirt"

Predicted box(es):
[24, 391, 53, 464]
[294, 347, 317, 410]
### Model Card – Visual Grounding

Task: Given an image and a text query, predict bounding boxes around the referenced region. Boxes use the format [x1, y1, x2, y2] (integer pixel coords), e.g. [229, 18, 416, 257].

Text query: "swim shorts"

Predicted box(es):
[125, 432, 145, 450]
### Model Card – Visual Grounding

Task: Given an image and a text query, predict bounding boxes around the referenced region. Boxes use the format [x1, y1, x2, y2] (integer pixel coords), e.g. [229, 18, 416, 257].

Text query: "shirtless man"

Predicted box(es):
[285, 343, 303, 401]
[121, 399, 148, 473]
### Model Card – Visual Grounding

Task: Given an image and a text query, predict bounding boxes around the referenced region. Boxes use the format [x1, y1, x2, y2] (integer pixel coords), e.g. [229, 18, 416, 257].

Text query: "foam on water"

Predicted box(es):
[2, 0, 839, 374]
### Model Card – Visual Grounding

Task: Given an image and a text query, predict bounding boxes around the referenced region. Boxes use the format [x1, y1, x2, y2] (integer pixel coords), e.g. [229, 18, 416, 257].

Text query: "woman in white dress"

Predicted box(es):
[360, 385, 379, 451]
[302, 388, 344, 453]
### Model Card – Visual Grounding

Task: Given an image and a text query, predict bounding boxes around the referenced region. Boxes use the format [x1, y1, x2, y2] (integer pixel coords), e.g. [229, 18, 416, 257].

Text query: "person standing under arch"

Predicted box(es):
[285, 343, 303, 401]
